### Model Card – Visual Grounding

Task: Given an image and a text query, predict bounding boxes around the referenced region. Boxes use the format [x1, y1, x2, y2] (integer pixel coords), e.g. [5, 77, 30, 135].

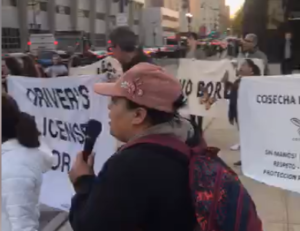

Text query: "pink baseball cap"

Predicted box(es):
[94, 62, 182, 113]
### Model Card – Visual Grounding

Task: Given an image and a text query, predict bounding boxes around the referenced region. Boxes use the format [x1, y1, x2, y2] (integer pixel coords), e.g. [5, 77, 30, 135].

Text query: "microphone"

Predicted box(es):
[83, 119, 102, 162]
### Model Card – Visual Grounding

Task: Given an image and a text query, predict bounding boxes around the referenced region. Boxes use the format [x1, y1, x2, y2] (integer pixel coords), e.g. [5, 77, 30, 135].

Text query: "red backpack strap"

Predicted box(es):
[120, 134, 192, 158]
[207, 166, 223, 231]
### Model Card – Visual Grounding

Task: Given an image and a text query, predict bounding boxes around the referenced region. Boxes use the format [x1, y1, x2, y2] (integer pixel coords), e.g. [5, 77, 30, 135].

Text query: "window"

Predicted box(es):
[78, 9, 89, 18]
[40, 2, 47, 11]
[2, 0, 17, 6]
[95, 34, 106, 47]
[2, 28, 21, 50]
[56, 5, 64, 14]
[10, 0, 17, 6]
[96, 12, 105, 20]
[65, 6, 71, 15]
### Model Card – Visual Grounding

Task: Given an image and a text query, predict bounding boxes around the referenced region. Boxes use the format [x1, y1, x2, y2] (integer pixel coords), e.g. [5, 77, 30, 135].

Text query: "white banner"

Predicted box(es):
[7, 75, 116, 211]
[69, 56, 123, 81]
[177, 59, 237, 117]
[238, 75, 300, 193]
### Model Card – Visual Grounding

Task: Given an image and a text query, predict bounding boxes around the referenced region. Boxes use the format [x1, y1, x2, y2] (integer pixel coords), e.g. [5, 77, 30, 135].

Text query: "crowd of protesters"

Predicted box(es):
[1, 26, 275, 231]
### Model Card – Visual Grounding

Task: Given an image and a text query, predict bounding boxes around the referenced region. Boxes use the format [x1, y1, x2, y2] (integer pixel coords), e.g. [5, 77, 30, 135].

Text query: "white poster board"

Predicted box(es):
[69, 56, 123, 82]
[7, 75, 116, 211]
[177, 59, 237, 118]
[238, 75, 300, 193]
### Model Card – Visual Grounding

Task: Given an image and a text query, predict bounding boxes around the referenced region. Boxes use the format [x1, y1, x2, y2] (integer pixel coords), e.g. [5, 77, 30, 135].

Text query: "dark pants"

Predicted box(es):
[281, 58, 293, 75]
[190, 115, 203, 135]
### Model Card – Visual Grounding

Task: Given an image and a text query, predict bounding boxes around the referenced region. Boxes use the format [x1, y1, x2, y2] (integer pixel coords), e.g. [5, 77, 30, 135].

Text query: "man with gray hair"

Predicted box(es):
[239, 33, 269, 75]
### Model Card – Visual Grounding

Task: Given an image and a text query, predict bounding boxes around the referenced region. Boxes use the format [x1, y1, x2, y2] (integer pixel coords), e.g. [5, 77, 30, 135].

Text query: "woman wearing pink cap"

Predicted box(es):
[68, 63, 201, 231]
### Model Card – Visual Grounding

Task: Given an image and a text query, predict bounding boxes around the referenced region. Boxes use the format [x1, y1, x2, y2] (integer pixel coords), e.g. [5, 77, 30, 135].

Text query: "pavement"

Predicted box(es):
[204, 117, 300, 231]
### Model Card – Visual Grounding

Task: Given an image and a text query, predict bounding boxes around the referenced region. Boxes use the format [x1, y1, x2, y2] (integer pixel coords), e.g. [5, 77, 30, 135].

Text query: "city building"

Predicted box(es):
[142, 7, 179, 46]
[145, 0, 180, 11]
[2, 0, 145, 52]
[179, 0, 202, 33]
[198, 0, 228, 35]
[143, 0, 180, 46]
[243, 0, 300, 63]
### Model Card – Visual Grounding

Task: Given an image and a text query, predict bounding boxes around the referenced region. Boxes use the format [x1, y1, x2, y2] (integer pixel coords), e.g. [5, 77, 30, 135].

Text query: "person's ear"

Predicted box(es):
[131, 107, 147, 125]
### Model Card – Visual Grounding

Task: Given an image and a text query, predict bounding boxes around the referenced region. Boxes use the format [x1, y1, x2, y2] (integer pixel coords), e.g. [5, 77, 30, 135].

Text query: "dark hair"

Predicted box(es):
[245, 59, 261, 76]
[22, 56, 39, 77]
[109, 26, 137, 52]
[122, 46, 151, 72]
[125, 94, 186, 126]
[70, 55, 81, 67]
[188, 32, 198, 40]
[4, 57, 23, 76]
[2, 94, 40, 148]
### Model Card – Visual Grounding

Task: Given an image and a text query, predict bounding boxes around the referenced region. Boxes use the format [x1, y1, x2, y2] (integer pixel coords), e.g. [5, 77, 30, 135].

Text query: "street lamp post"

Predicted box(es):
[152, 22, 158, 46]
[185, 13, 193, 32]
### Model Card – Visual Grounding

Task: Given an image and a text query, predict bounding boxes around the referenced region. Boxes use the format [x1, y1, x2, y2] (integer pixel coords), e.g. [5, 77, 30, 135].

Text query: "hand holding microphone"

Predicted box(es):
[69, 119, 102, 184]
[83, 119, 102, 161]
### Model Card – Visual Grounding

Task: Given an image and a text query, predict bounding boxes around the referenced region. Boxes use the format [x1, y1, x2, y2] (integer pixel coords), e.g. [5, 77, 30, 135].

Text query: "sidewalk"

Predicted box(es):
[205, 118, 300, 231]
[52, 117, 300, 231]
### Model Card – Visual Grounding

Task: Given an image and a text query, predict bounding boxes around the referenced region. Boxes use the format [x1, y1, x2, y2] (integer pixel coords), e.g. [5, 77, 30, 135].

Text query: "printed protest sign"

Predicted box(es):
[177, 59, 237, 117]
[69, 56, 123, 82]
[7, 75, 116, 211]
[238, 75, 300, 193]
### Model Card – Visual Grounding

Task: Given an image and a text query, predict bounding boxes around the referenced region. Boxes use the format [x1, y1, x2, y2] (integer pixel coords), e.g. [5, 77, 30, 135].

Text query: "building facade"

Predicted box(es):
[243, 0, 300, 63]
[145, 0, 180, 11]
[198, 0, 229, 35]
[142, 7, 179, 46]
[2, 0, 145, 52]
[143, 0, 179, 46]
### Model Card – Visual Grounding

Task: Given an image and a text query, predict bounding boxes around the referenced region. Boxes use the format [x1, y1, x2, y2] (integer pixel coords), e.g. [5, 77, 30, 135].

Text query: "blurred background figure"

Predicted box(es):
[280, 31, 294, 75]
[239, 34, 269, 75]
[45, 55, 68, 77]
[28, 54, 48, 78]
[186, 32, 206, 60]
[2, 57, 23, 92]
[109, 26, 152, 72]
[69, 55, 82, 69]
[2, 94, 53, 231]
[186, 32, 205, 137]
[4, 56, 23, 76]
[228, 59, 261, 165]
[21, 55, 40, 77]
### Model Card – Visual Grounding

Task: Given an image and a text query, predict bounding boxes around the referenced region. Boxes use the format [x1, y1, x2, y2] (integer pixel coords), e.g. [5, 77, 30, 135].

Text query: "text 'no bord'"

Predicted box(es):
[26, 86, 90, 110]
[180, 79, 232, 99]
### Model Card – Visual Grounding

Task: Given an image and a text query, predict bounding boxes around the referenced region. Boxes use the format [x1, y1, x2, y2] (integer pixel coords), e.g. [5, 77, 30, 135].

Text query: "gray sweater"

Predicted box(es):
[186, 48, 206, 60]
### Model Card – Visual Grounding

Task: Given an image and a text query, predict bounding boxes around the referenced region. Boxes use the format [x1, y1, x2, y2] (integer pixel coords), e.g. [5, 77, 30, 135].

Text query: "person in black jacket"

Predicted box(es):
[229, 59, 260, 166]
[280, 31, 294, 75]
[69, 63, 198, 231]
[109, 26, 152, 72]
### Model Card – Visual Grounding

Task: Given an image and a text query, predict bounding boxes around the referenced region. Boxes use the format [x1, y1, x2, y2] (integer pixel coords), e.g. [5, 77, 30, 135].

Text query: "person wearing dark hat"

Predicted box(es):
[280, 31, 294, 75]
[109, 26, 152, 72]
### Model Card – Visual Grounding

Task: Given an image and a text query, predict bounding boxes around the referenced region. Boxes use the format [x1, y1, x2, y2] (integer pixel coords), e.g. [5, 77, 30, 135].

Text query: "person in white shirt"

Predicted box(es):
[1, 94, 53, 231]
[45, 55, 68, 77]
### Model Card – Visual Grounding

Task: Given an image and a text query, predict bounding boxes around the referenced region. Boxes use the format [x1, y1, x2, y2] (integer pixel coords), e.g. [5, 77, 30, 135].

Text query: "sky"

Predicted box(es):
[225, 0, 245, 18]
